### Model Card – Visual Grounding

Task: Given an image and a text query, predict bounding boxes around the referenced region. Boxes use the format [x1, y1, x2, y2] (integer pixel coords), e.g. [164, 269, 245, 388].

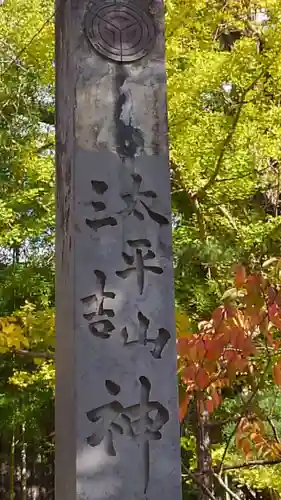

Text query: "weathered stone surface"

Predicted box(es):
[56, 1, 182, 500]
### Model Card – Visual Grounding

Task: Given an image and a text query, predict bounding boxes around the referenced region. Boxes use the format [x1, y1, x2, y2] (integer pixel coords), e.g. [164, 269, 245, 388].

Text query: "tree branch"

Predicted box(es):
[218, 358, 271, 472]
[213, 472, 240, 500]
[13, 348, 54, 360]
[191, 196, 207, 242]
[206, 415, 241, 428]
[196, 67, 273, 200]
[182, 464, 217, 500]
[218, 205, 238, 229]
[267, 416, 280, 443]
[219, 459, 281, 472]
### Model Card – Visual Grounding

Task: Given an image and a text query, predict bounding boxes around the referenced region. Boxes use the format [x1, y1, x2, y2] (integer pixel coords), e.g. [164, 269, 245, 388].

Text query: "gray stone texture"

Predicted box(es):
[56, 1, 182, 500]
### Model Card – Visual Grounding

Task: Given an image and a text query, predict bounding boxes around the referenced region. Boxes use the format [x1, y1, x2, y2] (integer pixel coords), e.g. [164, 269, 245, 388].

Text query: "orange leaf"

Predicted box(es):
[177, 338, 191, 358]
[179, 393, 191, 423]
[181, 365, 196, 385]
[205, 337, 225, 361]
[230, 327, 245, 350]
[241, 439, 251, 457]
[212, 307, 224, 328]
[267, 286, 277, 305]
[196, 368, 210, 390]
[197, 340, 207, 361]
[273, 362, 281, 386]
[234, 264, 246, 288]
[269, 304, 281, 331]
[189, 345, 199, 362]
[245, 274, 262, 293]
[212, 388, 221, 409]
[233, 355, 248, 373]
[251, 432, 260, 441]
[224, 350, 236, 363]
[206, 398, 214, 414]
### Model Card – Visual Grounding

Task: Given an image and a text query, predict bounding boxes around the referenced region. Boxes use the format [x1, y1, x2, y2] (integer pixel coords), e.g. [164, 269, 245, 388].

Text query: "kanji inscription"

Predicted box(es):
[85, 174, 170, 232]
[86, 180, 117, 231]
[86, 376, 169, 493]
[121, 311, 170, 359]
[56, 0, 181, 498]
[116, 239, 163, 295]
[81, 270, 115, 338]
[118, 173, 169, 225]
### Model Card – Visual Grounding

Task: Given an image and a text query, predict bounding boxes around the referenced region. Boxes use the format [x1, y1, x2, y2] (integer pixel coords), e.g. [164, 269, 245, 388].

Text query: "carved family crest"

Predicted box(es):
[84, 0, 156, 63]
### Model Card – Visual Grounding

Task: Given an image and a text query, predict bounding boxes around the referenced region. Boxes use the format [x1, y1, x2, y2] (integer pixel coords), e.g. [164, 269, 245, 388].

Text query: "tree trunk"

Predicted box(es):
[10, 430, 15, 500]
[196, 399, 213, 500]
[21, 423, 27, 500]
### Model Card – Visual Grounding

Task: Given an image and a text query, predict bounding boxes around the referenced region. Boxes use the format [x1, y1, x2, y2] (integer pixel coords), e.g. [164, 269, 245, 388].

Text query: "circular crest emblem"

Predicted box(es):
[84, 0, 156, 63]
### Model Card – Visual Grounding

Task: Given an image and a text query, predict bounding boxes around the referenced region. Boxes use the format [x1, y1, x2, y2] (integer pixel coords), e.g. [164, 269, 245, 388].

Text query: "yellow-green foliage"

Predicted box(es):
[0, 0, 54, 83]
[213, 447, 281, 494]
[0, 302, 54, 355]
[9, 361, 55, 390]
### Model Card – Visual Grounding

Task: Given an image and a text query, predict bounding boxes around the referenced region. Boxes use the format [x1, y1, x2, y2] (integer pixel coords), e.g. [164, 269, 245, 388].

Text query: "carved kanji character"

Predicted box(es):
[118, 173, 169, 225]
[86, 377, 169, 493]
[121, 311, 170, 359]
[81, 270, 115, 338]
[116, 239, 163, 295]
[86, 180, 117, 231]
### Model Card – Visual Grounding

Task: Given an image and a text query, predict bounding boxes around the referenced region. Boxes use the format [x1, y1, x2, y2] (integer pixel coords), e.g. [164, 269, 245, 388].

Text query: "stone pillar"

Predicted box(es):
[55, 1, 182, 500]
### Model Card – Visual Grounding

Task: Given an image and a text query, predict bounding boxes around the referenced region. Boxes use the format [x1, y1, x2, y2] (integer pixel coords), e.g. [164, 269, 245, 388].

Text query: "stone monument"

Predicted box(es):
[55, 1, 182, 499]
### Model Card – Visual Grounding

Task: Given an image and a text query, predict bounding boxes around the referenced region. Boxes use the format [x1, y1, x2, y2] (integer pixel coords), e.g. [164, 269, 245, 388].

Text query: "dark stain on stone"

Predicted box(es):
[114, 65, 144, 161]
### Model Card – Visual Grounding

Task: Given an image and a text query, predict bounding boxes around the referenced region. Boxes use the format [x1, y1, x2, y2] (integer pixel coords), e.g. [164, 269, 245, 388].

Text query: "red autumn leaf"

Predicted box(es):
[221, 327, 231, 344]
[243, 337, 256, 356]
[227, 362, 239, 380]
[247, 309, 263, 329]
[205, 335, 226, 361]
[269, 303, 281, 331]
[230, 326, 245, 350]
[212, 307, 224, 328]
[241, 438, 251, 456]
[250, 432, 258, 440]
[189, 347, 198, 362]
[234, 264, 246, 288]
[212, 388, 221, 409]
[195, 339, 206, 361]
[246, 274, 262, 293]
[206, 398, 214, 414]
[275, 293, 281, 307]
[233, 355, 248, 373]
[179, 393, 191, 423]
[251, 433, 264, 446]
[224, 349, 236, 363]
[177, 338, 191, 357]
[273, 362, 281, 386]
[267, 286, 277, 305]
[235, 431, 245, 448]
[196, 368, 210, 390]
[181, 365, 196, 385]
